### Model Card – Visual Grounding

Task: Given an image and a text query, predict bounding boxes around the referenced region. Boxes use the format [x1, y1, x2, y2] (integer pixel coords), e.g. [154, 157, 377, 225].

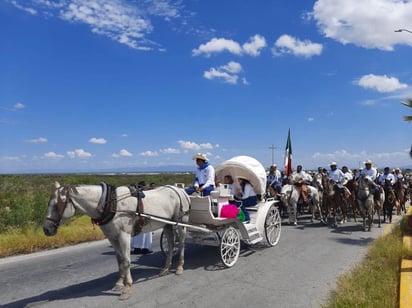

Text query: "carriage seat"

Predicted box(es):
[189, 196, 231, 226]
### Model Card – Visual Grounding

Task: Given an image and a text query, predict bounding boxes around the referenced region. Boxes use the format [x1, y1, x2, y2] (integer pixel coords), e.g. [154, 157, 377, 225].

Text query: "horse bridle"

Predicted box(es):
[45, 186, 73, 228]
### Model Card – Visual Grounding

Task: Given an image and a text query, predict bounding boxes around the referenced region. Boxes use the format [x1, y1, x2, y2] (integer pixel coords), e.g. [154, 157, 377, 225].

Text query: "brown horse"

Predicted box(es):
[322, 174, 350, 227]
[394, 178, 406, 214]
[383, 179, 397, 223]
[345, 178, 360, 222]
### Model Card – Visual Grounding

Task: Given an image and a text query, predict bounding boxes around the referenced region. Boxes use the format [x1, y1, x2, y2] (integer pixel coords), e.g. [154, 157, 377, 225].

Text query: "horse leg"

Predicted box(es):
[288, 202, 297, 225]
[175, 226, 186, 275]
[107, 234, 133, 300]
[118, 233, 133, 300]
[376, 206, 381, 228]
[160, 224, 174, 276]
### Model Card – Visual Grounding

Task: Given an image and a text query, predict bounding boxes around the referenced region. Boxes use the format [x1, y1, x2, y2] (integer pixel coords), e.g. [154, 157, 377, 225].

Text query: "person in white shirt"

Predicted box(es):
[267, 164, 282, 196]
[185, 153, 215, 196]
[238, 177, 258, 222]
[341, 166, 353, 183]
[328, 162, 347, 193]
[393, 168, 404, 184]
[378, 167, 396, 186]
[294, 165, 313, 183]
[359, 160, 378, 181]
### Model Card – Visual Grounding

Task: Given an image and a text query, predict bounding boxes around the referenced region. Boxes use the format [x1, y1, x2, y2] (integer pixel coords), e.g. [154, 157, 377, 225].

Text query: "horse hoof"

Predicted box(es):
[159, 269, 169, 277]
[176, 268, 184, 275]
[112, 285, 124, 292]
[119, 291, 131, 301]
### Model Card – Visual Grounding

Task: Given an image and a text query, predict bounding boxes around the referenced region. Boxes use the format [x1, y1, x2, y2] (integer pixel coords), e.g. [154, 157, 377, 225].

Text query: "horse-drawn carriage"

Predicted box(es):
[43, 155, 281, 300]
[160, 155, 282, 267]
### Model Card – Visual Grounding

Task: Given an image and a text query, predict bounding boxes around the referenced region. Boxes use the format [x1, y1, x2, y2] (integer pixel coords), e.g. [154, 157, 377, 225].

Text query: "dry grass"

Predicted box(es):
[324, 224, 412, 308]
[0, 215, 105, 257]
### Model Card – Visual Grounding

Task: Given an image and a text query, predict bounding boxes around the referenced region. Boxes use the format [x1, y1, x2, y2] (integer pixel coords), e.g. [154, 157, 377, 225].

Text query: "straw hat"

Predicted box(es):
[192, 153, 208, 161]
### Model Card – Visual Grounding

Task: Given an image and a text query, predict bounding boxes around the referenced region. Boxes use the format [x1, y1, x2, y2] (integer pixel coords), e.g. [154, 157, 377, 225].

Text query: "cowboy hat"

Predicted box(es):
[364, 159, 373, 165]
[192, 153, 208, 161]
[293, 174, 303, 183]
[330, 161, 337, 166]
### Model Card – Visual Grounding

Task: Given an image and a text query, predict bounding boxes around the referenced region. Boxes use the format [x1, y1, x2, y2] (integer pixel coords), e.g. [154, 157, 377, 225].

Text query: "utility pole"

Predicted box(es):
[269, 144, 276, 165]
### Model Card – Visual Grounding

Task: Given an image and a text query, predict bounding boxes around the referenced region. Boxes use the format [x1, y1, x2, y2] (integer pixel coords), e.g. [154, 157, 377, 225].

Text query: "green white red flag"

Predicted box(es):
[284, 128, 293, 176]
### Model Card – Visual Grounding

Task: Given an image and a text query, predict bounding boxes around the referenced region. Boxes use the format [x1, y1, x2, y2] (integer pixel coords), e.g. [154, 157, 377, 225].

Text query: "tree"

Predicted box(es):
[402, 99, 412, 158]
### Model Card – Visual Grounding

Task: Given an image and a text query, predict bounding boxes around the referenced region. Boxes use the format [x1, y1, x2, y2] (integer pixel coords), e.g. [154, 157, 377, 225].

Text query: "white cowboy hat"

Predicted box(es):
[364, 159, 373, 165]
[293, 174, 303, 183]
[192, 153, 208, 161]
[330, 161, 337, 166]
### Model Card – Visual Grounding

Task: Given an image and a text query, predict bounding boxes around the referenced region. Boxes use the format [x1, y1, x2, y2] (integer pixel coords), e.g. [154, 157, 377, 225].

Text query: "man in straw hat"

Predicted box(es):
[359, 159, 377, 181]
[185, 153, 215, 196]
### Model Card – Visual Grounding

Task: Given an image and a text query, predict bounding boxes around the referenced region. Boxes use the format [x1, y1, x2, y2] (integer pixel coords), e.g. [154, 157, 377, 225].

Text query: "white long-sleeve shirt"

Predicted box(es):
[328, 169, 346, 183]
[194, 164, 215, 188]
[360, 167, 377, 180]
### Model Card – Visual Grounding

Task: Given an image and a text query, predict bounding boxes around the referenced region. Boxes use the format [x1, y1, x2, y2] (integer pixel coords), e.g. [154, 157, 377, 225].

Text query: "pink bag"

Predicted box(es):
[220, 204, 240, 218]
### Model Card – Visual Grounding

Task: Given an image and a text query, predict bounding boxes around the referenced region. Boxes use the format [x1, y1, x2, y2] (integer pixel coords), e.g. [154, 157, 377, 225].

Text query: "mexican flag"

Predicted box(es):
[284, 128, 293, 176]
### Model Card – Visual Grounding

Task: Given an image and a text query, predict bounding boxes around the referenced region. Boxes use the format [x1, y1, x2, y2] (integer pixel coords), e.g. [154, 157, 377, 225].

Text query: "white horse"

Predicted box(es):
[43, 182, 190, 300]
[280, 184, 324, 225]
[357, 175, 383, 231]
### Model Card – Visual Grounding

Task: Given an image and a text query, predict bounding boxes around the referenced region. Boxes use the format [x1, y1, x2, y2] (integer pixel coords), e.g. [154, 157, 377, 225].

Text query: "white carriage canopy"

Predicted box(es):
[215, 155, 267, 195]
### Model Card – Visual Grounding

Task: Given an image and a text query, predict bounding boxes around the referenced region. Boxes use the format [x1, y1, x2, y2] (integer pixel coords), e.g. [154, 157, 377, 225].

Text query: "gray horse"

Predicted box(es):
[280, 183, 324, 225]
[43, 182, 189, 300]
[357, 175, 383, 231]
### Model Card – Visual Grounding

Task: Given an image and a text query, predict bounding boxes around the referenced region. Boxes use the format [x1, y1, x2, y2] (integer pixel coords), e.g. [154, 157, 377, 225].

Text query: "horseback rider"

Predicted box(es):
[267, 164, 282, 197]
[293, 165, 312, 203]
[328, 162, 348, 198]
[359, 160, 380, 198]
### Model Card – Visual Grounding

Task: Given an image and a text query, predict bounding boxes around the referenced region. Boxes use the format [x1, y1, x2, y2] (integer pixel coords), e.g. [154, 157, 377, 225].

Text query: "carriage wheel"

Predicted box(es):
[160, 228, 179, 258]
[264, 204, 281, 246]
[220, 226, 241, 268]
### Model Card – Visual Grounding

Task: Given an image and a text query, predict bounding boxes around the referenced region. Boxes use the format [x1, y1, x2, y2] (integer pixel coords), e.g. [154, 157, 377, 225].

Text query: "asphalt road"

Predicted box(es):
[0, 213, 400, 308]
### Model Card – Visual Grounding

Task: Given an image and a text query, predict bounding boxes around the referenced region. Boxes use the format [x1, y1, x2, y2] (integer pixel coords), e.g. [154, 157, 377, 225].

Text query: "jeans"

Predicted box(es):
[185, 185, 214, 196]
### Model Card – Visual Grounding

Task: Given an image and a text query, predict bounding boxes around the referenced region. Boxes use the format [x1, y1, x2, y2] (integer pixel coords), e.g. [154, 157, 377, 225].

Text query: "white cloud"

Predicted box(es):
[203, 61, 242, 84]
[10, 0, 186, 51]
[242, 34, 267, 56]
[310, 0, 412, 50]
[10, 1, 37, 15]
[13, 102, 25, 110]
[89, 137, 107, 144]
[356, 74, 408, 93]
[44, 152, 64, 159]
[140, 150, 158, 157]
[26, 137, 47, 143]
[192, 38, 242, 57]
[160, 148, 180, 154]
[193, 34, 267, 57]
[273, 34, 323, 58]
[112, 149, 133, 157]
[67, 149, 92, 158]
[178, 140, 213, 151]
[307, 117, 315, 122]
[1, 155, 20, 161]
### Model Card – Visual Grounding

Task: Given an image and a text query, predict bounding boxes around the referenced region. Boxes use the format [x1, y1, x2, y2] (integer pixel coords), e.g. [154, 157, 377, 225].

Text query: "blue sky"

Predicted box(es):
[1, 0, 412, 174]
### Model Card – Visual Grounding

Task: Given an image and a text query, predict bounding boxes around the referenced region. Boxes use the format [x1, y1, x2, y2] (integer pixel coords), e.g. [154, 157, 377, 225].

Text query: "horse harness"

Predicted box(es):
[91, 182, 117, 226]
[45, 185, 76, 228]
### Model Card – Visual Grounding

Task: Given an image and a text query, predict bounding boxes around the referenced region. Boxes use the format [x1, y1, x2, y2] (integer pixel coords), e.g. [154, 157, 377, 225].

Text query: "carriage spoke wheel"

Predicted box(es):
[265, 204, 281, 246]
[160, 228, 179, 258]
[220, 226, 241, 268]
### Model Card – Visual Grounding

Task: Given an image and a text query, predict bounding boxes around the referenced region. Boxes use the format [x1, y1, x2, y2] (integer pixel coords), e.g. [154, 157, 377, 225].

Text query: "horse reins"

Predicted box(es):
[45, 186, 73, 227]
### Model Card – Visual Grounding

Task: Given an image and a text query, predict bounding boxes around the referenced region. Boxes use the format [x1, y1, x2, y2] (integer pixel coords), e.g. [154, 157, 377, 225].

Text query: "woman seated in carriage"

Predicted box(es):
[222, 175, 257, 222]
[237, 176, 258, 222]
